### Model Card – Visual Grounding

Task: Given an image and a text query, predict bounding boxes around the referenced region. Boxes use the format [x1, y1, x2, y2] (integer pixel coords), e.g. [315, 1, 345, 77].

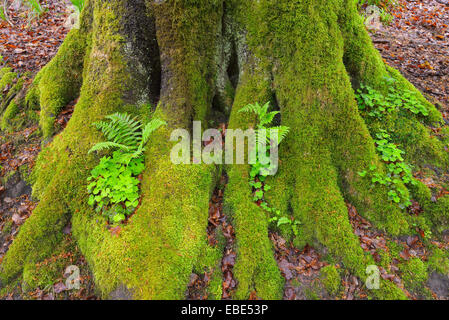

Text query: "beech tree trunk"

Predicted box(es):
[1, 0, 448, 300]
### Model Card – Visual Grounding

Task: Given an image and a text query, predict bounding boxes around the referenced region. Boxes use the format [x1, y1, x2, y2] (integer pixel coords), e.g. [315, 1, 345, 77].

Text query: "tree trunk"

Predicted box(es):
[1, 0, 448, 300]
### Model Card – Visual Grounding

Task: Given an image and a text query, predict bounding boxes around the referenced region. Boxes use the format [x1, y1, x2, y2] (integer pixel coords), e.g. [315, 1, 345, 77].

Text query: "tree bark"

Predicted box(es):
[1, 0, 448, 299]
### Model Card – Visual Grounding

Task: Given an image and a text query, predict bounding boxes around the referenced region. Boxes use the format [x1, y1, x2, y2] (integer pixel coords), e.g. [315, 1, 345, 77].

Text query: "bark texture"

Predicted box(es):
[1, 0, 449, 300]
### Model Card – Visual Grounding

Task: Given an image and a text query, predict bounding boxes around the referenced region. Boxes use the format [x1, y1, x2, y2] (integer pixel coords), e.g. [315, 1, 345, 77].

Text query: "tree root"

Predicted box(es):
[1, 0, 448, 300]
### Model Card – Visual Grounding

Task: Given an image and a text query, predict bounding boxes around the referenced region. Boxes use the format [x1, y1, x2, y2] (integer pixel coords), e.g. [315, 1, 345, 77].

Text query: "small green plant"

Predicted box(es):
[239, 102, 289, 175]
[87, 152, 144, 223]
[0, 6, 6, 21]
[70, 0, 85, 13]
[356, 78, 429, 119]
[238, 102, 299, 235]
[268, 208, 301, 237]
[356, 78, 429, 210]
[88, 113, 166, 158]
[359, 130, 416, 208]
[26, 0, 44, 17]
[379, 8, 393, 25]
[87, 112, 166, 224]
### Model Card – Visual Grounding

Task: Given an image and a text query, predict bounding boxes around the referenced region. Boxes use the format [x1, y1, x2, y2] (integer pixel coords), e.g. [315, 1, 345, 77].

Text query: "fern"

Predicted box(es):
[88, 141, 134, 154]
[239, 102, 289, 146]
[135, 118, 168, 156]
[267, 125, 290, 145]
[89, 112, 166, 157]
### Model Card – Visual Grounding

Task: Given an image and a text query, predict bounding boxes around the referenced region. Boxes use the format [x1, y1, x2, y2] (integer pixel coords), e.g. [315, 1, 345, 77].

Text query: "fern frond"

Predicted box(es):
[269, 126, 290, 145]
[141, 119, 167, 146]
[238, 103, 262, 116]
[93, 113, 142, 150]
[88, 141, 133, 154]
[260, 110, 279, 127]
[91, 112, 166, 157]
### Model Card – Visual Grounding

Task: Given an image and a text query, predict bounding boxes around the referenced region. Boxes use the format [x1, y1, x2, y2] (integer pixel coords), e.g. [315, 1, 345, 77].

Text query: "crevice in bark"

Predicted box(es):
[122, 0, 161, 107]
[227, 43, 240, 90]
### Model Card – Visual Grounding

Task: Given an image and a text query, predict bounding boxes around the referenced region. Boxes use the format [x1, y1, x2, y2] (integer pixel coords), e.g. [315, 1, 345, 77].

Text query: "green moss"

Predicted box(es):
[194, 240, 224, 300]
[73, 128, 219, 298]
[2, 220, 13, 235]
[0, 69, 16, 92]
[1, 75, 24, 116]
[1, 169, 16, 186]
[224, 59, 284, 300]
[25, 73, 42, 111]
[425, 196, 449, 233]
[36, 29, 87, 140]
[399, 258, 428, 293]
[304, 286, 321, 300]
[320, 265, 341, 296]
[409, 181, 449, 233]
[2, 0, 225, 300]
[234, 0, 416, 299]
[18, 164, 33, 186]
[1, 101, 19, 131]
[427, 248, 449, 275]
[19, 235, 93, 296]
[410, 180, 432, 207]
[3, 0, 442, 300]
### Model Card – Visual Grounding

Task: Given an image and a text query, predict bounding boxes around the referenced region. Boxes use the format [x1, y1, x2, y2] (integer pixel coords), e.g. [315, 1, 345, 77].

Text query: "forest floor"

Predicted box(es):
[0, 0, 449, 300]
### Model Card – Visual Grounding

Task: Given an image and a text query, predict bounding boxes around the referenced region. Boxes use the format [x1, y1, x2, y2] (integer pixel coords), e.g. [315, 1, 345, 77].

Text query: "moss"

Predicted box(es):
[3, 0, 444, 300]
[427, 248, 449, 275]
[320, 265, 341, 296]
[2, 0, 225, 300]
[304, 286, 321, 300]
[1, 101, 19, 131]
[425, 196, 449, 233]
[339, 0, 447, 168]
[25, 73, 42, 111]
[1, 75, 24, 116]
[2, 220, 13, 235]
[73, 128, 219, 299]
[409, 181, 449, 233]
[0, 0, 121, 286]
[194, 240, 224, 300]
[36, 29, 87, 140]
[19, 235, 93, 296]
[0, 69, 16, 92]
[18, 164, 33, 186]
[387, 240, 403, 258]
[224, 59, 284, 300]
[399, 258, 428, 293]
[235, 0, 417, 299]
[410, 180, 432, 207]
[375, 280, 407, 300]
[1, 169, 16, 186]
[194, 222, 225, 300]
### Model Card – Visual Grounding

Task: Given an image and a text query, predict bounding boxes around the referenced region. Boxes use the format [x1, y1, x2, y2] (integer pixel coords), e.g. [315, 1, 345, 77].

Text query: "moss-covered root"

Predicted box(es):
[339, 0, 438, 120]
[30, 1, 93, 140]
[72, 1, 224, 299]
[236, 0, 409, 299]
[0, 187, 71, 280]
[0, 0, 160, 288]
[339, 0, 448, 169]
[224, 62, 284, 300]
[410, 181, 449, 233]
[74, 146, 219, 299]
[2, 0, 225, 299]
[36, 30, 86, 140]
